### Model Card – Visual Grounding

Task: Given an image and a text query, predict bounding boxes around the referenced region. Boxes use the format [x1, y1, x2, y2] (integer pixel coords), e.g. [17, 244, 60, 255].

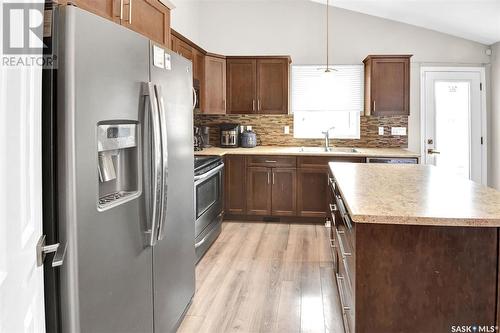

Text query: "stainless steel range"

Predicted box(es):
[194, 156, 224, 262]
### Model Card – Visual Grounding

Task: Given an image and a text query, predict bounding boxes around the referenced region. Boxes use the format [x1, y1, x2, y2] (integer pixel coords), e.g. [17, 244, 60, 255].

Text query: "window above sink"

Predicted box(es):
[291, 65, 363, 139]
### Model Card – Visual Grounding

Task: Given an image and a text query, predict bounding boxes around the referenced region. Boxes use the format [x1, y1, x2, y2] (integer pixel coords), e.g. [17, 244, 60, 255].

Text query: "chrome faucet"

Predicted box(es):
[321, 126, 335, 152]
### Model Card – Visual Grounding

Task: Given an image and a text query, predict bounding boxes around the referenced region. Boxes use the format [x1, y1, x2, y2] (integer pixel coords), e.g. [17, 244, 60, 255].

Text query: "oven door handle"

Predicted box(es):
[194, 163, 224, 182]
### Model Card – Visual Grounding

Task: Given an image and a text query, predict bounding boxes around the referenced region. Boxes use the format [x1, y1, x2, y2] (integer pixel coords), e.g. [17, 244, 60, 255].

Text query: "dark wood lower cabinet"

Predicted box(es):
[297, 168, 328, 218]
[224, 155, 246, 215]
[224, 154, 365, 220]
[271, 168, 296, 216]
[246, 167, 272, 216]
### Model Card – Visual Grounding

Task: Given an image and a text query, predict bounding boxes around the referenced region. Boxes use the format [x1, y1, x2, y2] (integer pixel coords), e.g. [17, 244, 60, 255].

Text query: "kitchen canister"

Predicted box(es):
[241, 129, 257, 148]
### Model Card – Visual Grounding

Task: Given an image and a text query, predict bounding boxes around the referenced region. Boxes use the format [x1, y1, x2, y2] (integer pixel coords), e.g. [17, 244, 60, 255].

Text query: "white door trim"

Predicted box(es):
[420, 66, 488, 185]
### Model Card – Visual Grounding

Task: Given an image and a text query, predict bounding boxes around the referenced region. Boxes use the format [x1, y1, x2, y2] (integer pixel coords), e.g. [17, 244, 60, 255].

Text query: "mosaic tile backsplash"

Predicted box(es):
[194, 114, 408, 148]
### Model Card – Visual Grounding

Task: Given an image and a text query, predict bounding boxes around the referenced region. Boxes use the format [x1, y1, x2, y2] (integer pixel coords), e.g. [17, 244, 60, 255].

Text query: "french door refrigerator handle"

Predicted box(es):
[192, 86, 197, 110]
[154, 84, 169, 241]
[142, 82, 162, 246]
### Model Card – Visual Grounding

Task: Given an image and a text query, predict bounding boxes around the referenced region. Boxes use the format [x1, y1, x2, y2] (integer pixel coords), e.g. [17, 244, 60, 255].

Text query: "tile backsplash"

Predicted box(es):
[194, 114, 408, 148]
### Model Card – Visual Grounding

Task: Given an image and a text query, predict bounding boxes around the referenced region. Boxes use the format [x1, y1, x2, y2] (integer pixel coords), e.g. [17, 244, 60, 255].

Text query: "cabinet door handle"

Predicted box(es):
[258, 99, 261, 111]
[267, 171, 270, 184]
[252, 99, 255, 111]
[373, 100, 376, 113]
[272, 172, 275, 185]
[120, 0, 124, 20]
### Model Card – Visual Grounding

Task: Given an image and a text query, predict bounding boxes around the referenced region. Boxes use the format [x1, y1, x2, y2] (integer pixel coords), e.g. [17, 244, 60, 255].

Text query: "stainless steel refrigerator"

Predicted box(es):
[48, 5, 195, 333]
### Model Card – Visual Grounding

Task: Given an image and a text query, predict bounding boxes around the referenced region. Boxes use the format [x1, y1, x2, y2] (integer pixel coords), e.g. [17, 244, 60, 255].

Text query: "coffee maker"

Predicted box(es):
[219, 123, 239, 148]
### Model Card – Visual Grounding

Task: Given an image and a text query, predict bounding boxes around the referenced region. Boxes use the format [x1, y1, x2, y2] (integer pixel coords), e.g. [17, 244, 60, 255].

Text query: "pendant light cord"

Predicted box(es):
[326, 0, 329, 71]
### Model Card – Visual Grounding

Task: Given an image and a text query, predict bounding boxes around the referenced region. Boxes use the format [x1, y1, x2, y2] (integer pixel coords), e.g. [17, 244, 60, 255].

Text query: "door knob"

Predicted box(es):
[427, 148, 441, 155]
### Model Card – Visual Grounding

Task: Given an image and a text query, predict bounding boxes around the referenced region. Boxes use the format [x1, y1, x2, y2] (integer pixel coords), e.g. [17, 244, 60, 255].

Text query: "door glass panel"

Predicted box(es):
[196, 174, 220, 219]
[434, 81, 471, 179]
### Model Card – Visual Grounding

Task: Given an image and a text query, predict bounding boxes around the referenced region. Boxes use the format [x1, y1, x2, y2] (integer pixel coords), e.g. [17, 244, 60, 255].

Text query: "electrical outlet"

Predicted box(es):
[391, 127, 407, 136]
[284, 126, 290, 134]
[378, 127, 384, 135]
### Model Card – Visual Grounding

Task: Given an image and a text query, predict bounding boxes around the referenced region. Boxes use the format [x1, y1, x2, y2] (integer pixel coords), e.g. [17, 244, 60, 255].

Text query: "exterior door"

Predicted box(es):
[257, 59, 288, 114]
[0, 2, 46, 331]
[271, 168, 296, 216]
[246, 167, 272, 215]
[422, 68, 485, 184]
[226, 58, 257, 114]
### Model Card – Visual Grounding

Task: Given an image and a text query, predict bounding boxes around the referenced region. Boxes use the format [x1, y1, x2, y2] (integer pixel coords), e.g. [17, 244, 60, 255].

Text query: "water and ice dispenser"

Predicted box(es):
[97, 121, 141, 210]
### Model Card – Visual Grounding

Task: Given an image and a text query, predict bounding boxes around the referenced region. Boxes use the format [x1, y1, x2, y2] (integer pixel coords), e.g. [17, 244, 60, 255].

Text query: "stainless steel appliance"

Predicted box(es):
[220, 123, 240, 148]
[43, 6, 195, 333]
[194, 156, 224, 262]
[366, 157, 419, 164]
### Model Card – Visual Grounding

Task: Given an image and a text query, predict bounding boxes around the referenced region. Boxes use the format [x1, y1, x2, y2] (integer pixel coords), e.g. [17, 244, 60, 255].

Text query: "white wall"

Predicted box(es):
[491, 42, 500, 189]
[171, 0, 491, 155]
[170, 0, 202, 45]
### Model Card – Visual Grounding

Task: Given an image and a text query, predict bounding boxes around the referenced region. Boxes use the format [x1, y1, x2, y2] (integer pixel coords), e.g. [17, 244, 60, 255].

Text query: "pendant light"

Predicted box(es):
[320, 0, 336, 73]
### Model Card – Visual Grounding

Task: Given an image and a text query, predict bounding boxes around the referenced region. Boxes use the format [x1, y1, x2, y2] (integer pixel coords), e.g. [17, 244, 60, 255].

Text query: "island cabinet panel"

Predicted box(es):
[363, 55, 412, 116]
[224, 155, 246, 215]
[246, 167, 272, 216]
[271, 168, 296, 216]
[226, 59, 257, 114]
[355, 224, 497, 333]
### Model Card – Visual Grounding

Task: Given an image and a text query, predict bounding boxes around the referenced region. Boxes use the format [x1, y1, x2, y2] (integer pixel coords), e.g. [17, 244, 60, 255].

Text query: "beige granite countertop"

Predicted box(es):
[329, 163, 500, 227]
[195, 146, 420, 158]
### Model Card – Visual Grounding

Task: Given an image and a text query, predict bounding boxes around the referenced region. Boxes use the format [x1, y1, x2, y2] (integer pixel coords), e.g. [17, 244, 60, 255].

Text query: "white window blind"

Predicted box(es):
[292, 65, 363, 139]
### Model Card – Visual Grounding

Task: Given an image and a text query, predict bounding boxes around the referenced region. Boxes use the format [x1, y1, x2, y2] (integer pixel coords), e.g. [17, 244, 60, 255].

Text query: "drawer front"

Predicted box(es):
[298, 156, 365, 168]
[337, 227, 355, 292]
[336, 269, 354, 333]
[247, 155, 296, 168]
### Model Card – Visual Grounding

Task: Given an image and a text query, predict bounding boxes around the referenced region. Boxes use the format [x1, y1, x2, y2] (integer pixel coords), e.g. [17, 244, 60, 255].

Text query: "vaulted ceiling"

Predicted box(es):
[311, 0, 500, 45]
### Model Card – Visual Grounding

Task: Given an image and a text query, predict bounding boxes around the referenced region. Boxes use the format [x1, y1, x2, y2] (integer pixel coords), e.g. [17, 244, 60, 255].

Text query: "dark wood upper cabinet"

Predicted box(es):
[246, 167, 272, 216]
[69, 0, 171, 47]
[226, 58, 257, 114]
[363, 55, 412, 116]
[172, 36, 193, 61]
[224, 155, 246, 215]
[69, 0, 120, 22]
[203, 55, 226, 114]
[121, 0, 171, 47]
[192, 49, 205, 84]
[227, 56, 291, 115]
[257, 59, 289, 114]
[271, 168, 296, 216]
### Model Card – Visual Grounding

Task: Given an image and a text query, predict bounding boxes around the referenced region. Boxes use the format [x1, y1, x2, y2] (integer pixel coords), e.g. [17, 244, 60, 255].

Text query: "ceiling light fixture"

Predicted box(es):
[319, 0, 336, 73]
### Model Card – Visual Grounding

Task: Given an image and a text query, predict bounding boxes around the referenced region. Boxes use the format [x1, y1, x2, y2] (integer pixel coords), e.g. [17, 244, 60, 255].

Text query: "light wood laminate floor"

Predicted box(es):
[177, 221, 344, 333]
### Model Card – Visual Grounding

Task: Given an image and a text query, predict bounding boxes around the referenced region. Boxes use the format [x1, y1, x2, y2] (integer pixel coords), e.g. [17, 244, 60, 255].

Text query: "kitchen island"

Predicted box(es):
[328, 163, 500, 333]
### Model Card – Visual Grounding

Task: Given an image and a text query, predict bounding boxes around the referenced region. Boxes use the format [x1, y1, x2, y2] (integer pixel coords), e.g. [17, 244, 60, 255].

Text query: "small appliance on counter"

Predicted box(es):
[194, 126, 204, 151]
[220, 123, 240, 148]
[241, 126, 257, 148]
[201, 126, 211, 148]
